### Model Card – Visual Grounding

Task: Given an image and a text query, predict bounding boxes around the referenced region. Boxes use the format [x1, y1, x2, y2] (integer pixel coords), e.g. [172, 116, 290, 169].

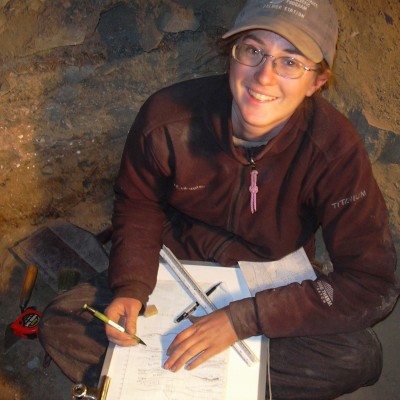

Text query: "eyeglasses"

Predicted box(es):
[232, 43, 320, 79]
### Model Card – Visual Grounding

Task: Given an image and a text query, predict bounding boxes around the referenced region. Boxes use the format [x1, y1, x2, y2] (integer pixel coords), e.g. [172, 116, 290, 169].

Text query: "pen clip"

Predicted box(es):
[175, 282, 222, 323]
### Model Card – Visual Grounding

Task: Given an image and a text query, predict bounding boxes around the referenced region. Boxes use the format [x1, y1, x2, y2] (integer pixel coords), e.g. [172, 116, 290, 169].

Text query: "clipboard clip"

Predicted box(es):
[71, 375, 111, 400]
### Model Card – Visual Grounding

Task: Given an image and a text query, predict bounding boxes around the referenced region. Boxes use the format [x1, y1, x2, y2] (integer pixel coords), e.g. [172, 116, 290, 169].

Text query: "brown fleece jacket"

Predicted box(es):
[109, 74, 399, 340]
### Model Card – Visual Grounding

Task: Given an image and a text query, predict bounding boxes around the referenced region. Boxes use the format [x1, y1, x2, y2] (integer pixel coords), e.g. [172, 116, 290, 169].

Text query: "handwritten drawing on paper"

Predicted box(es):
[102, 262, 267, 400]
[106, 281, 231, 400]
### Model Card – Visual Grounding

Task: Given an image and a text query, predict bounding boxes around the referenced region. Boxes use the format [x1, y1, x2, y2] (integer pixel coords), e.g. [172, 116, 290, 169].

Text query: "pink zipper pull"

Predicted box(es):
[249, 160, 258, 214]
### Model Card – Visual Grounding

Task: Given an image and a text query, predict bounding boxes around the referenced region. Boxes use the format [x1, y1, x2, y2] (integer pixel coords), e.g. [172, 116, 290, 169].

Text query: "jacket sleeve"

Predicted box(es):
[227, 140, 399, 340]
[108, 102, 172, 305]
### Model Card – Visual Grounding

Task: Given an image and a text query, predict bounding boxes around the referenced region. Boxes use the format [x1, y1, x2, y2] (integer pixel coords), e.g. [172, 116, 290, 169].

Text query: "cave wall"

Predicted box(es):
[0, 0, 399, 254]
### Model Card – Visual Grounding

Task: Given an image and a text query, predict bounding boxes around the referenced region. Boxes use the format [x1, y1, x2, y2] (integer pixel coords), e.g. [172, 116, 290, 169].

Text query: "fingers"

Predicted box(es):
[164, 323, 210, 372]
[105, 323, 138, 346]
[164, 310, 238, 372]
[104, 297, 143, 346]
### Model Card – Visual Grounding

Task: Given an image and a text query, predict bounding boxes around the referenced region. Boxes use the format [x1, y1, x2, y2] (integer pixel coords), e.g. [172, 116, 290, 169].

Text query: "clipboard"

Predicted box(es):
[100, 260, 268, 400]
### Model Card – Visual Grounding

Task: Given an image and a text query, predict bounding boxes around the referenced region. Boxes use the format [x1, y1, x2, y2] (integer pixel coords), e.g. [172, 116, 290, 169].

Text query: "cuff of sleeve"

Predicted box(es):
[224, 297, 261, 340]
[111, 280, 150, 311]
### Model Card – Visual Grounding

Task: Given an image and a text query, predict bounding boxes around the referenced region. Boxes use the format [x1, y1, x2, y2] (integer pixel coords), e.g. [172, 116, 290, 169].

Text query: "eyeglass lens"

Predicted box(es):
[232, 44, 313, 79]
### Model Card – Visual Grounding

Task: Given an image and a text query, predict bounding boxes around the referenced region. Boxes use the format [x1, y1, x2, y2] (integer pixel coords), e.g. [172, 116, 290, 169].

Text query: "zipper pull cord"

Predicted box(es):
[249, 157, 258, 214]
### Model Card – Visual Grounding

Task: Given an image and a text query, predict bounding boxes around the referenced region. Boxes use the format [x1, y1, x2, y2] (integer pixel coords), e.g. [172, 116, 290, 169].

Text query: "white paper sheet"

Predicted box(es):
[238, 247, 317, 296]
[101, 261, 267, 400]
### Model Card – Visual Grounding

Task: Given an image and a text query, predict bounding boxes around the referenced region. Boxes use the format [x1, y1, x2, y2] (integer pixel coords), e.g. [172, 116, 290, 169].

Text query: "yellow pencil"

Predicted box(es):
[83, 304, 146, 346]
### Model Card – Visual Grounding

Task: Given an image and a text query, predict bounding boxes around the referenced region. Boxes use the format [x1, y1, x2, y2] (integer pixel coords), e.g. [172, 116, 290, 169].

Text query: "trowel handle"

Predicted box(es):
[19, 264, 38, 312]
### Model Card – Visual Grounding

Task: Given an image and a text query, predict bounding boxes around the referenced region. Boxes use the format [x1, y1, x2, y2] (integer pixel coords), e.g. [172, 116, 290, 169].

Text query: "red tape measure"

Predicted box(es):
[10, 308, 42, 339]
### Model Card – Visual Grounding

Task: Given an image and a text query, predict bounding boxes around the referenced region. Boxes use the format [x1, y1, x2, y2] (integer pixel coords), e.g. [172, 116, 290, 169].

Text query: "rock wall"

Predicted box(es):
[0, 0, 399, 256]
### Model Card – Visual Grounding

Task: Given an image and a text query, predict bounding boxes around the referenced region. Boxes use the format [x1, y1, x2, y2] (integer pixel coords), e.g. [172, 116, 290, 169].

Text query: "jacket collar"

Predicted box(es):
[203, 74, 314, 163]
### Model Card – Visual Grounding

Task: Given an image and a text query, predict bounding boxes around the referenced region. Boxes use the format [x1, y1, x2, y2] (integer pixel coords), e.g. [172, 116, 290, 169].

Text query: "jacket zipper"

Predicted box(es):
[246, 148, 259, 214]
[249, 157, 258, 214]
[212, 152, 258, 259]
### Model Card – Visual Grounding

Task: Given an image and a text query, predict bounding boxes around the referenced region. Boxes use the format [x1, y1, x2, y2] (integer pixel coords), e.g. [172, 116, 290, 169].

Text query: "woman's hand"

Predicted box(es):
[104, 297, 143, 346]
[164, 309, 238, 372]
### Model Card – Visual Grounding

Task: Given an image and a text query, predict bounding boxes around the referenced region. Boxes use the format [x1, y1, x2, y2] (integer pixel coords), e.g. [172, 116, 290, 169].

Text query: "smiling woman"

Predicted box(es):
[37, 1, 399, 400]
[228, 30, 331, 141]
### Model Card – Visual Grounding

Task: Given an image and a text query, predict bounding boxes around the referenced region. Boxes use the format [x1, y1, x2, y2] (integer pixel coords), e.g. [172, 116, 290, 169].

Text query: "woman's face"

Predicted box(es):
[229, 30, 330, 141]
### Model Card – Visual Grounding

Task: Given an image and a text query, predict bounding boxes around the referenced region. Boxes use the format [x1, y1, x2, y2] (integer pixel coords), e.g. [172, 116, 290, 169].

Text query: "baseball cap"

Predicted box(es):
[222, 0, 339, 67]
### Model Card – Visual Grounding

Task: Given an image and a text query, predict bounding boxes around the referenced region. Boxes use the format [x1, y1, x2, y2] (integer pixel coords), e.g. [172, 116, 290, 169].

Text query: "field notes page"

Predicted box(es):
[101, 261, 266, 400]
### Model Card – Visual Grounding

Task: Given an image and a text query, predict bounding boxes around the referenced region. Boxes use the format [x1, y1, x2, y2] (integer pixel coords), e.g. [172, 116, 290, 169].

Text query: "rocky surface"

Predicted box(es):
[0, 1, 399, 399]
[0, 0, 399, 251]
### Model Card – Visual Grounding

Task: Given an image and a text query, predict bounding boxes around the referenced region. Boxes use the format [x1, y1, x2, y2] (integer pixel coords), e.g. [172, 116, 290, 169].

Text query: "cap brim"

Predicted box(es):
[222, 16, 323, 64]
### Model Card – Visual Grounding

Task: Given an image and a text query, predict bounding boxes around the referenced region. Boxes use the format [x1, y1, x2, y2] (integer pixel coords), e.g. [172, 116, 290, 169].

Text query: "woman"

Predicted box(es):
[40, 1, 399, 399]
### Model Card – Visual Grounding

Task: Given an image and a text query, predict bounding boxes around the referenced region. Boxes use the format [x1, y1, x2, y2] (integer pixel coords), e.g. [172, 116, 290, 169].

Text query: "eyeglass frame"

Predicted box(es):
[231, 43, 321, 79]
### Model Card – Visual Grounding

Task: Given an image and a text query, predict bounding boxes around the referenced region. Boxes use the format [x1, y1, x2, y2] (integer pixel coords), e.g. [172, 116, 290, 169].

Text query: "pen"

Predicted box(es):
[83, 304, 147, 346]
[175, 282, 222, 323]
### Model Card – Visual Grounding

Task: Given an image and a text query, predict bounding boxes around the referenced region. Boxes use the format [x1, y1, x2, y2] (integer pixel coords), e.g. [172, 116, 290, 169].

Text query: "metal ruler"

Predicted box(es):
[160, 245, 259, 366]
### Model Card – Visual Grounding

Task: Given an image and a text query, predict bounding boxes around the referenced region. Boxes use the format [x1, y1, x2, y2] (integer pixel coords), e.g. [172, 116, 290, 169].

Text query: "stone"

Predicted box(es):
[0, 0, 398, 255]
[158, 3, 199, 33]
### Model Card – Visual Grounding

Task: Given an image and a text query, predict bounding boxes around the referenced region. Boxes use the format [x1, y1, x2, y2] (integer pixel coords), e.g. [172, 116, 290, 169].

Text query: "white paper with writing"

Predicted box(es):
[102, 261, 266, 400]
[238, 247, 317, 296]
